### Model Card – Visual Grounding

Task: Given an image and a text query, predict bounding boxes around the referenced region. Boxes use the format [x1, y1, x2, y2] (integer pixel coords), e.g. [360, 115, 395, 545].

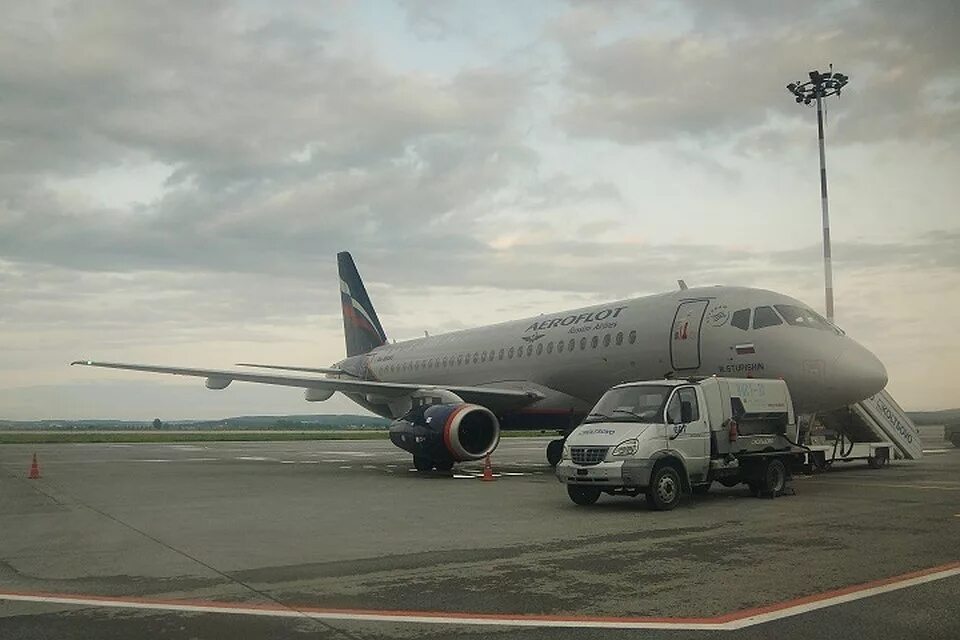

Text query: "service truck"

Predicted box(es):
[556, 377, 806, 510]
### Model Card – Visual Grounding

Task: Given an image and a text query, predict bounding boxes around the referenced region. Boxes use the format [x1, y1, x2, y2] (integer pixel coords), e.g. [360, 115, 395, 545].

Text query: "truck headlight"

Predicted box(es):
[611, 439, 638, 457]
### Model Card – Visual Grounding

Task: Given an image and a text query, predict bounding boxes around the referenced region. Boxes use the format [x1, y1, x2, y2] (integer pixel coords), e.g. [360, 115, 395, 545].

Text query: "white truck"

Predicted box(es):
[556, 377, 806, 510]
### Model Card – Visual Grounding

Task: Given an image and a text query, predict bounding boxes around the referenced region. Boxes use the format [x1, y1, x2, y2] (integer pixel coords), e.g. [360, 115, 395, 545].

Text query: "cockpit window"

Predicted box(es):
[730, 308, 750, 331]
[774, 304, 832, 330]
[752, 306, 783, 329]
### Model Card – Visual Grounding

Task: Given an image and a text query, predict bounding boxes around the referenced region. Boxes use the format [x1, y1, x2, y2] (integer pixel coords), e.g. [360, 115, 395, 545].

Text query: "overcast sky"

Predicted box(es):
[1, 0, 958, 420]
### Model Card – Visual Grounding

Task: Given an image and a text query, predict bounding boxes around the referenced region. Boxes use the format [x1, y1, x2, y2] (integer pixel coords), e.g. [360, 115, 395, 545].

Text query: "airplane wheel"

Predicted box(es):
[434, 460, 454, 472]
[567, 485, 601, 506]
[413, 456, 434, 472]
[546, 439, 564, 467]
[718, 478, 740, 488]
[951, 433, 960, 448]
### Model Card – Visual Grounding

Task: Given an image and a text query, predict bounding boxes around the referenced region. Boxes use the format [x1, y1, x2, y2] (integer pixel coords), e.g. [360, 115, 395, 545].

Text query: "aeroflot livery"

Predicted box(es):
[74, 252, 888, 470]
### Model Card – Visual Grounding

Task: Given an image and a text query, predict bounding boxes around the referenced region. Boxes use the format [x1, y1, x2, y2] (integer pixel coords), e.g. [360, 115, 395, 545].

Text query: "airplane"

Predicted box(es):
[73, 251, 888, 471]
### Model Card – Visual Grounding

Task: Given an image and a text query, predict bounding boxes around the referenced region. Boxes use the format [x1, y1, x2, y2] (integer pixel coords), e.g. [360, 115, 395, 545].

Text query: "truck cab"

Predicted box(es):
[556, 377, 800, 510]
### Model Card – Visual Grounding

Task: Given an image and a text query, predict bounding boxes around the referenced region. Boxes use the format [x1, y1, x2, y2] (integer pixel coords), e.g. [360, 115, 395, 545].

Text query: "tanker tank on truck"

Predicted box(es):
[556, 377, 805, 510]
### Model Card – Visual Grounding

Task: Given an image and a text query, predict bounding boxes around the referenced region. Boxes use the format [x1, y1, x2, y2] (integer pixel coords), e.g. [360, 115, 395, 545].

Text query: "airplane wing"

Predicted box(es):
[234, 363, 355, 376]
[70, 360, 543, 407]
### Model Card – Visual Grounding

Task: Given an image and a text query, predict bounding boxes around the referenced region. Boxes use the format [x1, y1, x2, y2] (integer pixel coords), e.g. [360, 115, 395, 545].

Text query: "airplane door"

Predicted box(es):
[670, 300, 709, 370]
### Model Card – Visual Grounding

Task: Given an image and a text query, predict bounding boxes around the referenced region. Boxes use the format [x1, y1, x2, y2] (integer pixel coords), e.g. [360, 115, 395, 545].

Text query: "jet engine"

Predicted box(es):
[389, 403, 500, 465]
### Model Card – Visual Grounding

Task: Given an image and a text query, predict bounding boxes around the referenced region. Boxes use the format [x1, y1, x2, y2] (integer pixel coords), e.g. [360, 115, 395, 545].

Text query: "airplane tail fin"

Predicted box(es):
[337, 252, 387, 357]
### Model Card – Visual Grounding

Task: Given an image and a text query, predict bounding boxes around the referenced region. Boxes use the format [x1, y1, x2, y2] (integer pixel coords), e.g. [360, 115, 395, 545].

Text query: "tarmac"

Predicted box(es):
[0, 428, 957, 639]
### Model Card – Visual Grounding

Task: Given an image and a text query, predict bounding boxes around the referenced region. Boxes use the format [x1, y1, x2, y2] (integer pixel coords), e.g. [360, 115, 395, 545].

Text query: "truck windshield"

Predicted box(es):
[584, 385, 672, 423]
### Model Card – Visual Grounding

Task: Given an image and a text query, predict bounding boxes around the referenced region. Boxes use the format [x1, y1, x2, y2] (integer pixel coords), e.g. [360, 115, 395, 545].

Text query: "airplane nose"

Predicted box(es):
[834, 342, 888, 402]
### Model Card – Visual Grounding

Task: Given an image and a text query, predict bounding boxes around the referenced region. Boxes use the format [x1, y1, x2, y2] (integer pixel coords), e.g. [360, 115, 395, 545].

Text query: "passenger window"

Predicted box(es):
[547, 341, 554, 354]
[591, 336, 599, 348]
[628, 330, 637, 344]
[568, 339, 575, 352]
[731, 308, 750, 331]
[603, 334, 611, 347]
[615, 332, 623, 346]
[508, 347, 514, 359]
[498, 349, 504, 360]
[580, 337, 587, 350]
[480, 352, 486, 363]
[517, 346, 523, 358]
[536, 342, 543, 355]
[557, 340, 564, 353]
[753, 306, 783, 329]
[526, 345, 533, 357]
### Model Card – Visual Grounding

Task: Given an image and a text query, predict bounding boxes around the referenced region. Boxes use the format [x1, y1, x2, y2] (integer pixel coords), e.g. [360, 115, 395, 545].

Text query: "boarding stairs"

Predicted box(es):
[816, 389, 923, 460]
[853, 390, 923, 459]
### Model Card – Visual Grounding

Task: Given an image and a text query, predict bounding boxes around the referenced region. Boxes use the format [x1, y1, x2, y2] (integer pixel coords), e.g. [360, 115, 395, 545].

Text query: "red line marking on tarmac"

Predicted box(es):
[0, 561, 957, 630]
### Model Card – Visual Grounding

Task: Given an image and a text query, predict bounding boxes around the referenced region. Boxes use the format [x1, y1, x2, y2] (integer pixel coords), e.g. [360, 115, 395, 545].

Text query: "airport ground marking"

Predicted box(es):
[1, 561, 958, 631]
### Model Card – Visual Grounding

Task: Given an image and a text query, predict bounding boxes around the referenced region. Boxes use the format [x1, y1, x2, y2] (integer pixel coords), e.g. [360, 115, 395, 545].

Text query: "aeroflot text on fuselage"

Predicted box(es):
[524, 306, 629, 334]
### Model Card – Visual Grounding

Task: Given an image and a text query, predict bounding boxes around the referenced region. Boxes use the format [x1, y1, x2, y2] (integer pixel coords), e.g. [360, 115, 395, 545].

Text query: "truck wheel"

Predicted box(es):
[546, 439, 564, 467]
[646, 465, 682, 511]
[413, 456, 434, 472]
[759, 459, 787, 497]
[567, 485, 601, 506]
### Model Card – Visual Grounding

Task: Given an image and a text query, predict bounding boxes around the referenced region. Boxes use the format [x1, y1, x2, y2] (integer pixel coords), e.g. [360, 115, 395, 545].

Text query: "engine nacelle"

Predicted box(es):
[304, 388, 335, 402]
[205, 377, 232, 390]
[389, 403, 500, 463]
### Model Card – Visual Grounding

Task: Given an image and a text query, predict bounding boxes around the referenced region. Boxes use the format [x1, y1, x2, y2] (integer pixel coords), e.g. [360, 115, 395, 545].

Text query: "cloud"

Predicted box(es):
[552, 0, 960, 147]
[0, 1, 957, 416]
[0, 2, 533, 182]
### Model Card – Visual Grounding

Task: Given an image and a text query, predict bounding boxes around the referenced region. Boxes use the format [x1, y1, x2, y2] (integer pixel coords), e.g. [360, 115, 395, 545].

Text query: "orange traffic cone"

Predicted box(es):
[481, 455, 495, 482]
[28, 453, 41, 480]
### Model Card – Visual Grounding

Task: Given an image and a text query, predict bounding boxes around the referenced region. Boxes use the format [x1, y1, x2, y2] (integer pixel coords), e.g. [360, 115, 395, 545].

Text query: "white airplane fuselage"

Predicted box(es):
[337, 285, 887, 425]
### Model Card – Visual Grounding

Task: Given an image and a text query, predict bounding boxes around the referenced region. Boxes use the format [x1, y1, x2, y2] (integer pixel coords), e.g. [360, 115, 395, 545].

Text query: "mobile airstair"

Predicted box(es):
[800, 389, 922, 470]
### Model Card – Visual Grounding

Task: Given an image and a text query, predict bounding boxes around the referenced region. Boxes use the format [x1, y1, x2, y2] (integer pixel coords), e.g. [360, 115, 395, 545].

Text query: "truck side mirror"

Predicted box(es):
[681, 401, 693, 423]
